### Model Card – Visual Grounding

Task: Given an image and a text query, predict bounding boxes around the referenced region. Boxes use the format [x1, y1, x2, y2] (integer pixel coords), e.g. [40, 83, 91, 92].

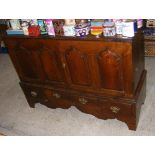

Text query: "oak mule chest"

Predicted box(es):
[4, 32, 146, 130]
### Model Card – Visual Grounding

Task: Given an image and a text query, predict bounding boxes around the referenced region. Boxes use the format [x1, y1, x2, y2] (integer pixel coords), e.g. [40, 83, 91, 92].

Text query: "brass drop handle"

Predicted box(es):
[110, 106, 120, 113]
[62, 63, 66, 68]
[79, 97, 88, 104]
[30, 91, 38, 97]
[44, 99, 49, 103]
[53, 93, 61, 99]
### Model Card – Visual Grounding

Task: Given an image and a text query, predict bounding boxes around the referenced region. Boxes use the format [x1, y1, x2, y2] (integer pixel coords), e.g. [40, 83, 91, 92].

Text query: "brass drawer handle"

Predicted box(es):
[53, 93, 61, 99]
[30, 91, 38, 97]
[110, 106, 120, 113]
[44, 99, 49, 103]
[62, 63, 66, 68]
[79, 97, 88, 104]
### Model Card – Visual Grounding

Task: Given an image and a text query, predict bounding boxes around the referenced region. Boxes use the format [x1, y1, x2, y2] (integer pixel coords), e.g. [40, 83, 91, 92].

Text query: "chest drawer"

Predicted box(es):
[43, 88, 75, 109]
[20, 82, 45, 107]
[20, 82, 134, 123]
[73, 95, 133, 120]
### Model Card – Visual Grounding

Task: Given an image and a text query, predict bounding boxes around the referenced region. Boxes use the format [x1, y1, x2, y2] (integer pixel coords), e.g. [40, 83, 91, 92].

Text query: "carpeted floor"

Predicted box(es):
[0, 54, 155, 136]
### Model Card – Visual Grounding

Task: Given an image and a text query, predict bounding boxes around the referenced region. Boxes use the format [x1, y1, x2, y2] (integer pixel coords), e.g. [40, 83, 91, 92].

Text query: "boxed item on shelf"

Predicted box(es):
[52, 19, 64, 36]
[146, 20, 155, 28]
[6, 29, 24, 35]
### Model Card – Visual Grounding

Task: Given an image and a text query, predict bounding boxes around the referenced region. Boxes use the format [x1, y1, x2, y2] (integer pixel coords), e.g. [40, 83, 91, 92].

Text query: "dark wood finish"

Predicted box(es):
[4, 31, 146, 130]
[97, 48, 124, 91]
[64, 46, 91, 86]
[39, 46, 67, 84]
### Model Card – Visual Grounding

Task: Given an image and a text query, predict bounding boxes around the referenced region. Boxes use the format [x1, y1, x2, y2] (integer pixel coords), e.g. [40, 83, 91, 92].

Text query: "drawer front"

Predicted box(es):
[73, 95, 133, 120]
[20, 82, 133, 121]
[20, 83, 45, 104]
[43, 88, 75, 109]
[20, 83, 75, 109]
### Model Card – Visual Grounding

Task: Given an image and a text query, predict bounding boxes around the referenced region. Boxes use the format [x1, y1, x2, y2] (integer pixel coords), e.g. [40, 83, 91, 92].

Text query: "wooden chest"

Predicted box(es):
[4, 32, 146, 130]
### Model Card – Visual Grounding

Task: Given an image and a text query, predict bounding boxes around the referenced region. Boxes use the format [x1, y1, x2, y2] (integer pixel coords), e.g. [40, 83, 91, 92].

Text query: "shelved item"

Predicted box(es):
[28, 26, 40, 36]
[64, 19, 76, 26]
[75, 19, 88, 25]
[6, 29, 24, 35]
[63, 19, 76, 36]
[122, 21, 135, 37]
[37, 19, 47, 35]
[30, 19, 38, 26]
[52, 19, 64, 36]
[44, 19, 55, 36]
[75, 23, 89, 37]
[146, 19, 155, 28]
[115, 20, 123, 35]
[103, 21, 115, 36]
[137, 19, 143, 28]
[63, 25, 75, 36]
[21, 22, 29, 35]
[9, 19, 21, 30]
[5, 19, 144, 39]
[90, 20, 104, 37]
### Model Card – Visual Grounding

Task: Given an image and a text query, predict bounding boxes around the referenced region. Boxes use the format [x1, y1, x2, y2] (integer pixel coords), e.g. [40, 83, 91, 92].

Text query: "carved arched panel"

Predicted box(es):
[14, 43, 44, 81]
[65, 46, 91, 86]
[97, 48, 124, 91]
[39, 47, 65, 83]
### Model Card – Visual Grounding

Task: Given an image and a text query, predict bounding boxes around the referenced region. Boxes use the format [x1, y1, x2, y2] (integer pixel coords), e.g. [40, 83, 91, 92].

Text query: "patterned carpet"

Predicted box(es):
[0, 54, 155, 135]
